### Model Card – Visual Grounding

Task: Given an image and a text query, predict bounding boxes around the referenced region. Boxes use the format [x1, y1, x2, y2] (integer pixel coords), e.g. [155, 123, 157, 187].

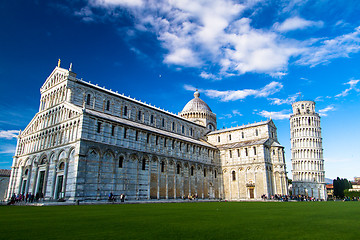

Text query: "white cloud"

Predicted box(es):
[90, 0, 143, 7]
[257, 109, 291, 120]
[185, 81, 283, 102]
[297, 27, 360, 67]
[232, 110, 243, 116]
[200, 72, 221, 80]
[318, 105, 335, 117]
[314, 96, 324, 102]
[268, 94, 298, 105]
[218, 109, 243, 119]
[274, 16, 323, 32]
[335, 79, 360, 97]
[0, 130, 19, 140]
[183, 84, 197, 92]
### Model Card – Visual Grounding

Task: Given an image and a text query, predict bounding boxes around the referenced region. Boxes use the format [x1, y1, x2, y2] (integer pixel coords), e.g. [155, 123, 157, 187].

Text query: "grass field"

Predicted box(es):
[1, 201, 359, 239]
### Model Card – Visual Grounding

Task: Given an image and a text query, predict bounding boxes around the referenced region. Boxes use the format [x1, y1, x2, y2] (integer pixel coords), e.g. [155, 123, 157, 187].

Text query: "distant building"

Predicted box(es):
[349, 177, 360, 192]
[326, 184, 334, 199]
[6, 64, 288, 201]
[0, 169, 11, 201]
[290, 101, 326, 200]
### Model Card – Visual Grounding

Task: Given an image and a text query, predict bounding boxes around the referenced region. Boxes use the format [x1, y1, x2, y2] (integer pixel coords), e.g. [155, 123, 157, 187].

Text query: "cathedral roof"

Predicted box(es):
[207, 120, 273, 135]
[181, 90, 212, 113]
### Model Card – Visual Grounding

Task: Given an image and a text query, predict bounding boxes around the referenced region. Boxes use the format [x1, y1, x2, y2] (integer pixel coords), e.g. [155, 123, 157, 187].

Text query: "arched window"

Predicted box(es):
[190, 128, 193, 136]
[191, 166, 194, 176]
[106, 100, 110, 111]
[242, 132, 244, 138]
[119, 156, 124, 168]
[142, 158, 146, 170]
[218, 136, 220, 142]
[150, 115, 154, 124]
[123, 106, 128, 116]
[177, 164, 181, 174]
[172, 140, 175, 149]
[253, 147, 257, 155]
[123, 128, 127, 138]
[204, 168, 207, 177]
[86, 94, 91, 105]
[135, 131, 138, 141]
[24, 169, 29, 175]
[59, 162, 65, 170]
[229, 134, 231, 140]
[146, 133, 150, 143]
[182, 125, 185, 134]
[255, 129, 258, 136]
[172, 122, 175, 131]
[245, 148, 248, 156]
[232, 171, 236, 181]
[162, 118, 165, 127]
[229, 150, 232, 158]
[214, 170, 217, 178]
[161, 161, 165, 173]
[138, 111, 142, 120]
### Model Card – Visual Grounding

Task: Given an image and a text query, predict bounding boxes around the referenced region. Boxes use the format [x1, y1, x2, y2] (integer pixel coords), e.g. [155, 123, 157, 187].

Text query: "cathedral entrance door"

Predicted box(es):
[209, 183, 214, 199]
[56, 175, 64, 199]
[21, 179, 27, 194]
[37, 171, 45, 196]
[249, 188, 254, 199]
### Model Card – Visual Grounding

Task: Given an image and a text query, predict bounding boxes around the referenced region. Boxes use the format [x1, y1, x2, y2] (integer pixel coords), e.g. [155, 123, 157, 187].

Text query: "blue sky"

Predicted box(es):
[0, 0, 359, 180]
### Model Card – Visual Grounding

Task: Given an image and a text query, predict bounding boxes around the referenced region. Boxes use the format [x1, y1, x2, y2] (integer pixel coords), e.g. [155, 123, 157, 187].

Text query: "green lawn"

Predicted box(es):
[1, 201, 359, 239]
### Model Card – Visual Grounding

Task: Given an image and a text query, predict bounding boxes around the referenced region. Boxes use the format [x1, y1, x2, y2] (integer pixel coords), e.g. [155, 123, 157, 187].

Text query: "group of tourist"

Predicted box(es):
[108, 192, 126, 203]
[8, 192, 44, 205]
[260, 194, 325, 202]
[182, 194, 199, 200]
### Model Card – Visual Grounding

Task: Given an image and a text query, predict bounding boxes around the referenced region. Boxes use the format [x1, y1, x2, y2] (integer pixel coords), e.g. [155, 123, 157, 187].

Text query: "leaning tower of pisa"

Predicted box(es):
[290, 101, 326, 200]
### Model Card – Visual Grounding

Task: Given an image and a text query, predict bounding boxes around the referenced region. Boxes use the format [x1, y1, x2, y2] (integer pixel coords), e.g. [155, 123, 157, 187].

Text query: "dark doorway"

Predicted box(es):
[249, 188, 254, 199]
[37, 171, 45, 196]
[56, 175, 64, 199]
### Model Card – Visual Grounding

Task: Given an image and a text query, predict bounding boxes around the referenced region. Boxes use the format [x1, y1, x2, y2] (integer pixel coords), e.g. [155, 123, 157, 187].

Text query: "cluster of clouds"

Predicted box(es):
[184, 81, 283, 102]
[0, 130, 18, 140]
[70, 0, 360, 122]
[74, 0, 360, 79]
[185, 76, 360, 120]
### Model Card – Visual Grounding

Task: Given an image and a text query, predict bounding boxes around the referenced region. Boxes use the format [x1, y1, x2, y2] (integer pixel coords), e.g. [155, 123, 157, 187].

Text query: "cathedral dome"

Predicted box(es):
[182, 90, 212, 112]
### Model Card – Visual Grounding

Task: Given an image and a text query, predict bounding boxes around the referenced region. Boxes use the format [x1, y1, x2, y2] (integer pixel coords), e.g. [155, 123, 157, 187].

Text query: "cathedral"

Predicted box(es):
[7, 63, 288, 201]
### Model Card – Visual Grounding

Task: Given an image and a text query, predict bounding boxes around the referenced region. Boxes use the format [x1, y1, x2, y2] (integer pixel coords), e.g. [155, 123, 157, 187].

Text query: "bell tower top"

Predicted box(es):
[292, 100, 315, 115]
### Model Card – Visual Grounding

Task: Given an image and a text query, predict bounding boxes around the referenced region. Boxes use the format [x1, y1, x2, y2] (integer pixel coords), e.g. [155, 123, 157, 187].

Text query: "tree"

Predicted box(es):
[333, 177, 352, 199]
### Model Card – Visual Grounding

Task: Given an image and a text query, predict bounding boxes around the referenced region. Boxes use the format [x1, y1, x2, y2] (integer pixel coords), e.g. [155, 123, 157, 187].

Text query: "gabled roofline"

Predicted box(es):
[40, 67, 70, 93]
[207, 119, 272, 135]
[21, 102, 83, 138]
